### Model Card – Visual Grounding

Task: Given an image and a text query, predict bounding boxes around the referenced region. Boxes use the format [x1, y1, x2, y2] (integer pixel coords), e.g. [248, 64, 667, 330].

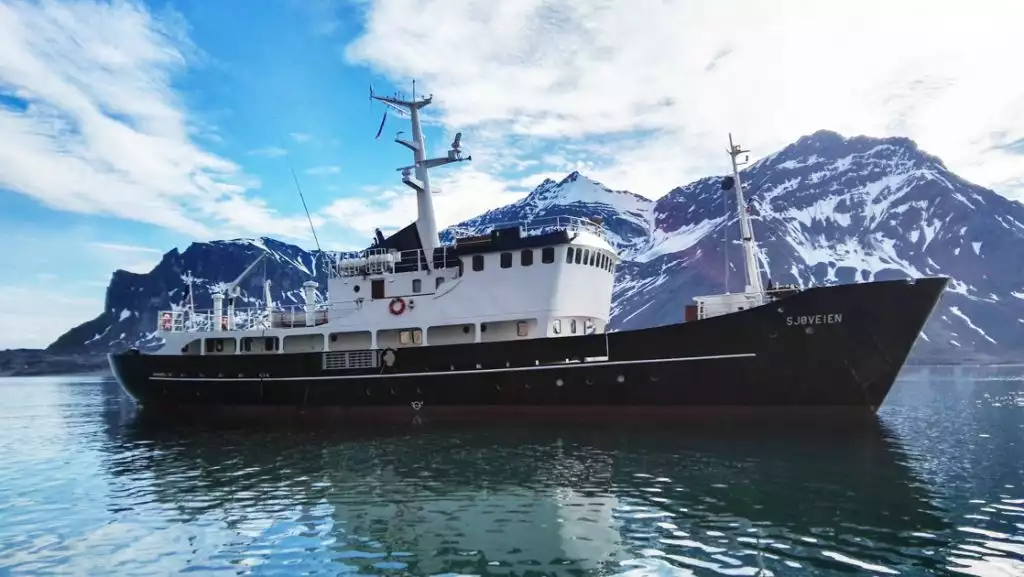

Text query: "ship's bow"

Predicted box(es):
[772, 276, 949, 410]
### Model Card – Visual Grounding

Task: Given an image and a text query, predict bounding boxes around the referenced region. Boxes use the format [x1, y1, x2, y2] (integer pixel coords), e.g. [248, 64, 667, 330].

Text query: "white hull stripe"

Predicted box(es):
[147, 352, 757, 382]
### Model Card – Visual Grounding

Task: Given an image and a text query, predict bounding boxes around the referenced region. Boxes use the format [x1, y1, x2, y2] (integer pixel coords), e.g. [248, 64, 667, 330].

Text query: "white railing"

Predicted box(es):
[157, 303, 337, 334]
[326, 216, 609, 279]
[330, 245, 460, 279]
[449, 215, 609, 242]
[692, 284, 801, 320]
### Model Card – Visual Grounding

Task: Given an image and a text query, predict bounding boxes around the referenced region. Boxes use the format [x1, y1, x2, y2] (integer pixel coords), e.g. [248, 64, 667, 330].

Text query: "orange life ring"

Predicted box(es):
[389, 297, 406, 315]
[160, 313, 172, 330]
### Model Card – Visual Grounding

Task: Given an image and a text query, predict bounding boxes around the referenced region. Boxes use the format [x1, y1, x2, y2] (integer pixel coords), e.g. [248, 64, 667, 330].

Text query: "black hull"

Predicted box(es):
[110, 277, 948, 413]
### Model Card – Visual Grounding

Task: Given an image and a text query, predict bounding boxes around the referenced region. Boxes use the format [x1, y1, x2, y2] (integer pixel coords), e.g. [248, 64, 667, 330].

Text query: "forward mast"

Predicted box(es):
[726, 134, 764, 296]
[370, 84, 472, 268]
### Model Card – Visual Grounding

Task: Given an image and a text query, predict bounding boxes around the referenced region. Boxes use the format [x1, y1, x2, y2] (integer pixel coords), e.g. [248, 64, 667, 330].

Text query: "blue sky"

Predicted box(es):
[1, 0, 1022, 349]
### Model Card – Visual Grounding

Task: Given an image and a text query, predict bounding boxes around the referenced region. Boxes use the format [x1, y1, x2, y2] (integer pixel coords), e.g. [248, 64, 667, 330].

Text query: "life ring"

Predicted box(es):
[160, 312, 172, 330]
[389, 297, 406, 315]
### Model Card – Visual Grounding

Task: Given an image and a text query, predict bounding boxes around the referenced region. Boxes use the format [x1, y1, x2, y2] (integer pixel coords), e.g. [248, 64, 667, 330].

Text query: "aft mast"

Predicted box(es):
[726, 134, 764, 297]
[371, 83, 471, 267]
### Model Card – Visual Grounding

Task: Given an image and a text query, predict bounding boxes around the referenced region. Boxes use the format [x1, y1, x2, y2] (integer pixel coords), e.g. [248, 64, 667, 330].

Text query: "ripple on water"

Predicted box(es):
[1, 375, 1024, 575]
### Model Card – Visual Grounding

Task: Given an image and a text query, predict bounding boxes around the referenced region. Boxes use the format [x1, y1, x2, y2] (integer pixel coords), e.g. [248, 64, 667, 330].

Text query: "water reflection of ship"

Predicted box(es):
[98, 407, 952, 575]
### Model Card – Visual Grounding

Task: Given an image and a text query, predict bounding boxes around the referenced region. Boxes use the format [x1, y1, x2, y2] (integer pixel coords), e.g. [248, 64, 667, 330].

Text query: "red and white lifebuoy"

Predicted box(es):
[160, 312, 172, 330]
[389, 297, 407, 315]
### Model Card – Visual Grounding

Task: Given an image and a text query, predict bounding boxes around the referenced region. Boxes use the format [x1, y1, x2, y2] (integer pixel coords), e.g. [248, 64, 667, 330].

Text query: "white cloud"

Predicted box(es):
[88, 242, 161, 254]
[346, 0, 1024, 200]
[87, 242, 164, 273]
[0, 0, 318, 242]
[0, 285, 102, 350]
[290, 132, 313, 143]
[247, 146, 288, 158]
[306, 165, 342, 176]
[321, 165, 527, 245]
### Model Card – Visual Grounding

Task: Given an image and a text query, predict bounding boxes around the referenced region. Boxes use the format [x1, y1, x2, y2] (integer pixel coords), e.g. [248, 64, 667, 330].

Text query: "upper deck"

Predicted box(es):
[329, 215, 610, 279]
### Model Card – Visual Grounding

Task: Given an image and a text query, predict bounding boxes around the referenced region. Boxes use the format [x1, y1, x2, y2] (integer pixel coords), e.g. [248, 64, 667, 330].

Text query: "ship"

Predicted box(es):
[108, 86, 949, 416]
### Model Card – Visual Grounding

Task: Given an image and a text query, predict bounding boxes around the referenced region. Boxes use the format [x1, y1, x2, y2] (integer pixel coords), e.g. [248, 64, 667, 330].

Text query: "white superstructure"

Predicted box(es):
[153, 88, 619, 357]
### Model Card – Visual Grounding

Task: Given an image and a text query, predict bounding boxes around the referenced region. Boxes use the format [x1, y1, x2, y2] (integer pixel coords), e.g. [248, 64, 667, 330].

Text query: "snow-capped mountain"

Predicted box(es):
[441, 171, 655, 256]
[47, 130, 1024, 362]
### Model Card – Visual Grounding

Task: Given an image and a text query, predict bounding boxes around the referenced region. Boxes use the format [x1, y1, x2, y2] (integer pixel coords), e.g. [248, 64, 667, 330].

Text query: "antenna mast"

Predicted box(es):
[726, 134, 764, 296]
[370, 81, 471, 266]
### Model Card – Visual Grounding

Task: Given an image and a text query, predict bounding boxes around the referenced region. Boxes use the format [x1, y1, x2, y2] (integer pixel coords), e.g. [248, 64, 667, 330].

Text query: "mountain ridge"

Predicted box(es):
[42, 129, 1024, 364]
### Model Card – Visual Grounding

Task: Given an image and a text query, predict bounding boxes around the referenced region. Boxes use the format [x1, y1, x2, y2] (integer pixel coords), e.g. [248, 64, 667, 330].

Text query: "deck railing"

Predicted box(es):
[330, 245, 460, 278]
[448, 215, 608, 242]
[157, 303, 336, 334]
[327, 216, 609, 279]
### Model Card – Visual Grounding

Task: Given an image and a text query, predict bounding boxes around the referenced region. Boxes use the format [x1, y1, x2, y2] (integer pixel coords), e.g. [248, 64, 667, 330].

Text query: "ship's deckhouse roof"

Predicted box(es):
[363, 215, 609, 264]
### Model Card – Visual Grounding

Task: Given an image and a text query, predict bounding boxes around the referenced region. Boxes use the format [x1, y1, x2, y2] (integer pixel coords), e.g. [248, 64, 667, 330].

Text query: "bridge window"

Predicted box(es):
[582, 249, 590, 265]
[542, 247, 555, 263]
[412, 279, 422, 293]
[517, 321, 529, 337]
[472, 255, 484, 271]
[589, 251, 596, 267]
[574, 249, 582, 264]
[436, 277, 445, 289]
[500, 252, 512, 268]
[552, 319, 562, 335]
[566, 247, 574, 263]
[570, 319, 578, 334]
[521, 249, 533, 266]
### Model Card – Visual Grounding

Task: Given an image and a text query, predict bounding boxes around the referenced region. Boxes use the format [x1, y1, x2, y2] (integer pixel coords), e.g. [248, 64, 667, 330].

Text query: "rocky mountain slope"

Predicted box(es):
[45, 130, 1024, 363]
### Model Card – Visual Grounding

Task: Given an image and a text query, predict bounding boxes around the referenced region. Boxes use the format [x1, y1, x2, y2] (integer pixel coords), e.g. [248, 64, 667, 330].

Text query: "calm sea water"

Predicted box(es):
[1, 367, 1022, 576]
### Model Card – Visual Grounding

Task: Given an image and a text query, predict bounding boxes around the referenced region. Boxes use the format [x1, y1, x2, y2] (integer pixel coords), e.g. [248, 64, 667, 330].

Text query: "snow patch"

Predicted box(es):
[949, 306, 996, 344]
[118, 309, 132, 322]
[637, 217, 725, 262]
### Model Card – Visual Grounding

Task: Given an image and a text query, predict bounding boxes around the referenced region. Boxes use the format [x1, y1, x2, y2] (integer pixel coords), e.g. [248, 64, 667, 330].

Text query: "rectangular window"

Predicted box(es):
[517, 321, 529, 337]
[399, 330, 410, 345]
[436, 277, 445, 289]
[412, 278, 422, 293]
[574, 249, 582, 264]
[413, 328, 423, 344]
[566, 247, 574, 263]
[500, 252, 512, 268]
[570, 319, 577, 334]
[552, 319, 562, 335]
[371, 279, 385, 299]
[582, 250, 590, 266]
[542, 247, 555, 263]
[589, 251, 596, 267]
[521, 249, 533, 266]
[472, 254, 484, 271]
